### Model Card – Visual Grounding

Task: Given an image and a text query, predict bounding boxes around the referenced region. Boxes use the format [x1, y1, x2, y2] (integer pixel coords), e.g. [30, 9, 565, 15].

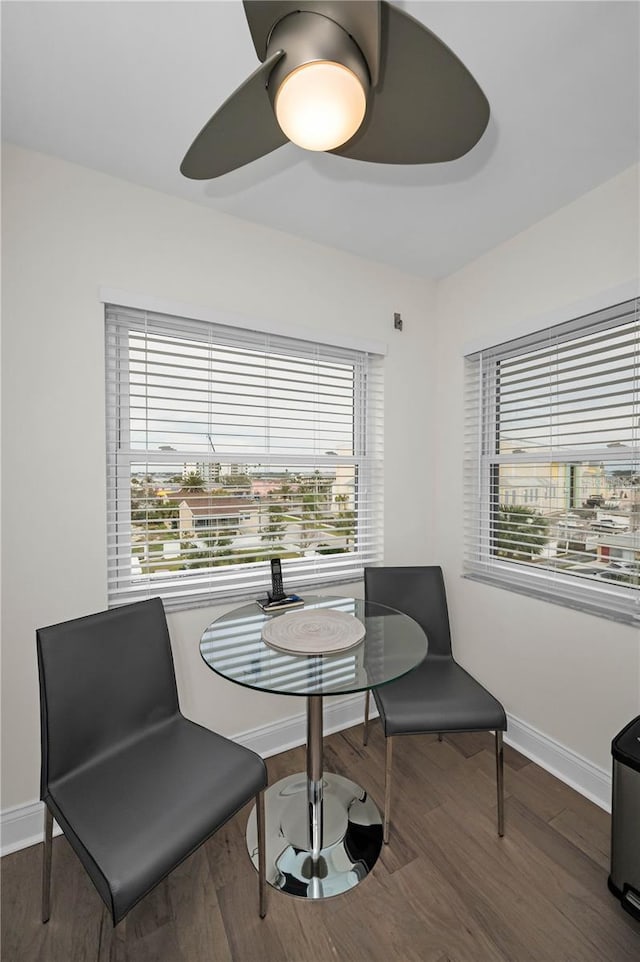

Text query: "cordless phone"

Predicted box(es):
[269, 558, 286, 601]
[257, 557, 303, 611]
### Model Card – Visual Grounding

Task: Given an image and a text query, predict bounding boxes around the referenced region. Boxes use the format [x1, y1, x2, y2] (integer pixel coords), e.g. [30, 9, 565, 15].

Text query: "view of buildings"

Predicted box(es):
[494, 458, 640, 585]
[129, 462, 357, 576]
[126, 454, 639, 588]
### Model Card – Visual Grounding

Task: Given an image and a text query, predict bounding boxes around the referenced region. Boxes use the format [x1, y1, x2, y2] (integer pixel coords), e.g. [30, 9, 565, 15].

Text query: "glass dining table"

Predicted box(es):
[200, 595, 428, 900]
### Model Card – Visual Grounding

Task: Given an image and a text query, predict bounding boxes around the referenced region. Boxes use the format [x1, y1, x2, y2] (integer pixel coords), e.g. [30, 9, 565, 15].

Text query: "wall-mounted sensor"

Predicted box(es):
[394, 313, 403, 331]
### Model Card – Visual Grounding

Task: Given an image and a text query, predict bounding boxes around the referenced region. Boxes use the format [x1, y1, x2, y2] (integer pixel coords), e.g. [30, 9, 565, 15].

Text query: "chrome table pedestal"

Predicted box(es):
[246, 695, 383, 899]
[200, 596, 428, 901]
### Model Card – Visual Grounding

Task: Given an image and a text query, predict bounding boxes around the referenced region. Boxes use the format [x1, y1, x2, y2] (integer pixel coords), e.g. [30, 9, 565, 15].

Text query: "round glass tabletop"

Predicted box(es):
[200, 595, 428, 697]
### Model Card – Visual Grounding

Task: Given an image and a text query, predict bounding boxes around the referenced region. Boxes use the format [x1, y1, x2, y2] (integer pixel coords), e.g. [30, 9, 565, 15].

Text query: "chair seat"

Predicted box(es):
[47, 714, 266, 923]
[374, 654, 507, 736]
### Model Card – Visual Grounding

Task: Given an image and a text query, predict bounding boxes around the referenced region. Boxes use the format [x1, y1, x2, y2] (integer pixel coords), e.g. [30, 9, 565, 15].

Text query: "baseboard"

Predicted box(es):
[504, 713, 611, 813]
[0, 800, 62, 857]
[1, 700, 611, 857]
[233, 691, 373, 759]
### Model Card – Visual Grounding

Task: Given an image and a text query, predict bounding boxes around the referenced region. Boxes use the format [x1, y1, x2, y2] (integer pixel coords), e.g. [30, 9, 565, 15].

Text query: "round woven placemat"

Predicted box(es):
[261, 608, 365, 655]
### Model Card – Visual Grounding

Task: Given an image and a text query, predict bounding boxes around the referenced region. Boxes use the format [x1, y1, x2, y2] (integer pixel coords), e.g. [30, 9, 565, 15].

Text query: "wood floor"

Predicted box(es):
[2, 724, 639, 962]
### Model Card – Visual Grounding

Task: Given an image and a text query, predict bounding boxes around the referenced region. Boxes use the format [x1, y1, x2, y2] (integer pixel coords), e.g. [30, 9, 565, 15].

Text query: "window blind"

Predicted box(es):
[106, 305, 384, 611]
[464, 297, 639, 626]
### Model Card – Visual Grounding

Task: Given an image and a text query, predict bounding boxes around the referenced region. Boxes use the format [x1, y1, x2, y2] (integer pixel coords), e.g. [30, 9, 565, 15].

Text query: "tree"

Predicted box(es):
[333, 493, 355, 546]
[494, 504, 549, 560]
[153, 498, 179, 528]
[335, 509, 355, 546]
[276, 483, 294, 504]
[260, 503, 287, 543]
[131, 495, 178, 529]
[219, 473, 251, 489]
[179, 525, 238, 569]
[182, 472, 205, 492]
[294, 473, 333, 550]
[298, 486, 322, 550]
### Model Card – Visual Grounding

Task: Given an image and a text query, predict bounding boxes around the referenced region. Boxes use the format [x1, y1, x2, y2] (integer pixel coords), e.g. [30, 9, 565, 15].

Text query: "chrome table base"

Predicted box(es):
[246, 771, 383, 899]
[246, 694, 383, 900]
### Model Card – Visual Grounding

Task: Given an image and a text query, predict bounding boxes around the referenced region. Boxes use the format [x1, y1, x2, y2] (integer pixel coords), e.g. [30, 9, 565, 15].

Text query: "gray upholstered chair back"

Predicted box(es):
[364, 565, 452, 657]
[36, 597, 179, 793]
[36, 597, 268, 929]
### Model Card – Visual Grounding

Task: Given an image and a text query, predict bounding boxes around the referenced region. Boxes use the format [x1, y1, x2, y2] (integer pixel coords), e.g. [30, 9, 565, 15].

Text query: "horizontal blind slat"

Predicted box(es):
[106, 305, 384, 611]
[464, 298, 640, 628]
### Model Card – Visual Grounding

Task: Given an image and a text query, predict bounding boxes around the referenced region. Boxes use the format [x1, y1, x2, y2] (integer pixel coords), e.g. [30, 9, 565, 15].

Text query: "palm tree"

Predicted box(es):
[182, 472, 205, 492]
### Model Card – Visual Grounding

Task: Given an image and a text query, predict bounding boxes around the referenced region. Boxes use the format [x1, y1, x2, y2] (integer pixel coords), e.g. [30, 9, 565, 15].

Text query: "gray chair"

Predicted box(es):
[36, 597, 267, 930]
[363, 566, 506, 843]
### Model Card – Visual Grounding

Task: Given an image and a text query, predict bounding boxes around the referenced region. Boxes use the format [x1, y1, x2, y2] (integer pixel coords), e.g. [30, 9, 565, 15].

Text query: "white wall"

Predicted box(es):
[433, 164, 640, 771]
[1, 145, 435, 812]
[2, 144, 638, 824]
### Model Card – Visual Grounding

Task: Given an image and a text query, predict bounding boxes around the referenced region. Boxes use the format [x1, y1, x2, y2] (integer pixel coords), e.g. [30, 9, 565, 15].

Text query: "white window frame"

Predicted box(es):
[105, 301, 384, 611]
[464, 297, 639, 627]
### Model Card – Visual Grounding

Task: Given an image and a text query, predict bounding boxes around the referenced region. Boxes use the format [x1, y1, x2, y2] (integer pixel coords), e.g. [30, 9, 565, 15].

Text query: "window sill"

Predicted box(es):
[462, 568, 640, 628]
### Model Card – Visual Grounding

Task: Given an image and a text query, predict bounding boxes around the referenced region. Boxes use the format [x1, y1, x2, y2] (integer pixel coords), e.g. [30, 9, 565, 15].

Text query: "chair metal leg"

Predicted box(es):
[495, 730, 505, 837]
[437, 733, 443, 742]
[256, 790, 267, 918]
[363, 691, 370, 746]
[42, 805, 53, 923]
[383, 736, 393, 844]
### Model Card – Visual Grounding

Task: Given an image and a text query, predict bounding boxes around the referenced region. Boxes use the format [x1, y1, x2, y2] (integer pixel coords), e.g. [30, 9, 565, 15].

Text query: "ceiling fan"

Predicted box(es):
[181, 1, 489, 180]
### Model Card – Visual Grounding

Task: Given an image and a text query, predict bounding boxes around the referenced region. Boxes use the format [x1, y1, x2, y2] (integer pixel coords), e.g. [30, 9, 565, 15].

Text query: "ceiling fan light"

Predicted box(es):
[274, 61, 366, 152]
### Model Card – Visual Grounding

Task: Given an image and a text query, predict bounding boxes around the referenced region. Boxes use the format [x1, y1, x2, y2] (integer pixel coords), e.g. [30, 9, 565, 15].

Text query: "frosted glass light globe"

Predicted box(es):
[274, 61, 366, 151]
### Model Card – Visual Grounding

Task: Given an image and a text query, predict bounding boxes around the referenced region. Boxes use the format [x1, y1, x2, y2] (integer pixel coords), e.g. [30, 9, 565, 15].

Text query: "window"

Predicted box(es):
[464, 298, 639, 626]
[106, 305, 383, 611]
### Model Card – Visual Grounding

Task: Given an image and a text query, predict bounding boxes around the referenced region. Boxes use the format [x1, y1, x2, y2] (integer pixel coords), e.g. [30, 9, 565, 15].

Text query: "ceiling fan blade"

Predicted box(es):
[333, 1, 489, 164]
[181, 51, 287, 180]
[244, 1, 381, 85]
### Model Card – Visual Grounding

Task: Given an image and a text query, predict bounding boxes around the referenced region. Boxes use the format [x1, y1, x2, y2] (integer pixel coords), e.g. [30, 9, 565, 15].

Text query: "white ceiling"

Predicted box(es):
[2, 1, 638, 278]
